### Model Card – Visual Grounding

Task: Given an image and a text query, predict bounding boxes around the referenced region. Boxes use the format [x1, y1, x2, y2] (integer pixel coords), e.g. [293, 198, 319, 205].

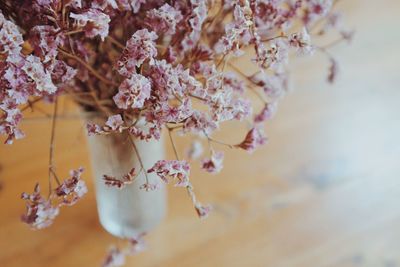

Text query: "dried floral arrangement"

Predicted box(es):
[0, 0, 352, 266]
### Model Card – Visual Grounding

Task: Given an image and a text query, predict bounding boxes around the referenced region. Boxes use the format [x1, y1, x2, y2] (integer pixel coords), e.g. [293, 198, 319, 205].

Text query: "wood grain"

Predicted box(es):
[1, 1, 400, 266]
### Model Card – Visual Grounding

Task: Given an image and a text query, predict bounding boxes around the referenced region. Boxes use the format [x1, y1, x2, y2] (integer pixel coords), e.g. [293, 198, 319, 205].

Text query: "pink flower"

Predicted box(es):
[147, 160, 190, 187]
[86, 115, 128, 136]
[254, 39, 289, 70]
[126, 234, 146, 255]
[0, 102, 25, 144]
[55, 167, 87, 206]
[235, 127, 267, 153]
[195, 203, 212, 219]
[102, 246, 126, 267]
[201, 150, 224, 174]
[189, 0, 208, 32]
[0, 12, 24, 54]
[127, 0, 147, 13]
[103, 168, 136, 189]
[214, 3, 252, 55]
[254, 102, 277, 123]
[70, 9, 111, 41]
[21, 184, 60, 230]
[29, 25, 64, 63]
[146, 4, 183, 35]
[86, 122, 104, 136]
[288, 28, 314, 55]
[105, 114, 125, 132]
[183, 111, 218, 136]
[116, 29, 158, 76]
[223, 72, 245, 94]
[140, 182, 159, 191]
[113, 74, 151, 109]
[129, 123, 161, 141]
[252, 72, 287, 99]
[22, 55, 57, 94]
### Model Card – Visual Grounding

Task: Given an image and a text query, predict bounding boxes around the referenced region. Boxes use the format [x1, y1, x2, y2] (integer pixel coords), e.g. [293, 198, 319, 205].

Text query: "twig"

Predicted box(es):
[208, 136, 234, 149]
[21, 97, 43, 112]
[48, 98, 60, 198]
[57, 48, 118, 87]
[167, 127, 180, 160]
[320, 37, 347, 50]
[127, 132, 150, 184]
[64, 29, 84, 36]
[227, 62, 266, 103]
[107, 35, 125, 50]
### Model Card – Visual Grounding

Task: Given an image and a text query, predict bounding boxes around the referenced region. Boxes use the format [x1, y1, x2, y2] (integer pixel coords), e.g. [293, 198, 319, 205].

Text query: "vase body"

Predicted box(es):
[86, 127, 166, 238]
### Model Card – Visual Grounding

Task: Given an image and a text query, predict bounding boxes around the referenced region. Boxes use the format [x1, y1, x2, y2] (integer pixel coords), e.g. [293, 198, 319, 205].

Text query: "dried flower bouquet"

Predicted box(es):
[0, 0, 352, 265]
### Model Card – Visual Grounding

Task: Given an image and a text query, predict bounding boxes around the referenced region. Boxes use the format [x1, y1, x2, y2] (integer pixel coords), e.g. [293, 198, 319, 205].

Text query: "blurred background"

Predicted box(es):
[1, 0, 400, 266]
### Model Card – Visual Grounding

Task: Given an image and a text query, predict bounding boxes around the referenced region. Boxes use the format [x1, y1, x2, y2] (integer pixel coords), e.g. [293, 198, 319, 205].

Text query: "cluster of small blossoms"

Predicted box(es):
[103, 167, 136, 189]
[21, 168, 87, 229]
[102, 234, 146, 267]
[0, 0, 351, 262]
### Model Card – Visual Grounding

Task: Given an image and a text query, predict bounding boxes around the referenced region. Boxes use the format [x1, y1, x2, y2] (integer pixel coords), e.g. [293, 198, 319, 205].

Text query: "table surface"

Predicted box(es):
[1, 1, 400, 266]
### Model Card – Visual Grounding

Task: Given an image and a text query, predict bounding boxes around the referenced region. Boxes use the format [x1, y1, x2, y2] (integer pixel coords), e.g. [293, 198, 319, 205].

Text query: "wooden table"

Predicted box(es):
[1, 1, 400, 266]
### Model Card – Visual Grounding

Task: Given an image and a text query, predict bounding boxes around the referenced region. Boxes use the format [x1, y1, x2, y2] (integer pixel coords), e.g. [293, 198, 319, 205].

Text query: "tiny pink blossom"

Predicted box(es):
[146, 4, 183, 35]
[102, 246, 126, 267]
[126, 233, 146, 255]
[116, 29, 158, 76]
[236, 127, 267, 153]
[105, 114, 125, 132]
[86, 122, 104, 136]
[140, 182, 159, 191]
[201, 150, 224, 174]
[147, 160, 190, 187]
[183, 111, 218, 136]
[0, 12, 24, 54]
[22, 55, 57, 93]
[254, 102, 277, 123]
[70, 9, 110, 41]
[21, 184, 59, 229]
[288, 28, 314, 55]
[195, 203, 212, 219]
[113, 74, 151, 109]
[55, 167, 87, 206]
[103, 168, 136, 189]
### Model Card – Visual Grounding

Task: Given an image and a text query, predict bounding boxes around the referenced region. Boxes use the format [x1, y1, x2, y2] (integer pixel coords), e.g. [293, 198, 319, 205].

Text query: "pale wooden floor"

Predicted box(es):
[1, 1, 400, 266]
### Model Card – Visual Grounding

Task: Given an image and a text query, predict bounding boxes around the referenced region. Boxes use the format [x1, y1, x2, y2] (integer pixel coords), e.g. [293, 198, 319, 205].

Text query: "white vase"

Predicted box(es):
[86, 124, 167, 238]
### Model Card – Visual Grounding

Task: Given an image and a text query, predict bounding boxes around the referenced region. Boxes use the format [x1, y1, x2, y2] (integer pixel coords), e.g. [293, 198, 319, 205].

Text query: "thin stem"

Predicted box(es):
[57, 48, 118, 86]
[166, 123, 183, 130]
[227, 62, 266, 103]
[21, 97, 43, 112]
[107, 35, 125, 50]
[208, 137, 234, 149]
[248, 86, 267, 104]
[48, 98, 60, 198]
[203, 130, 234, 149]
[189, 93, 208, 102]
[167, 127, 180, 160]
[64, 29, 84, 36]
[320, 37, 347, 50]
[127, 132, 150, 184]
[261, 34, 288, 43]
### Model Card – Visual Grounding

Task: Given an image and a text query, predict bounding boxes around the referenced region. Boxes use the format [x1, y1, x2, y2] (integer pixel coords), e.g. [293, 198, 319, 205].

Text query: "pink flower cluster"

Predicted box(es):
[103, 168, 136, 189]
[147, 160, 190, 187]
[102, 234, 146, 267]
[21, 168, 87, 229]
